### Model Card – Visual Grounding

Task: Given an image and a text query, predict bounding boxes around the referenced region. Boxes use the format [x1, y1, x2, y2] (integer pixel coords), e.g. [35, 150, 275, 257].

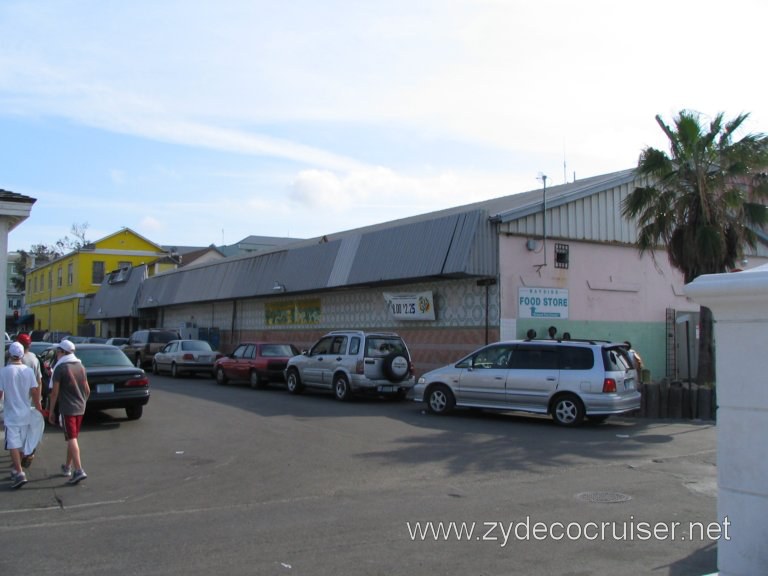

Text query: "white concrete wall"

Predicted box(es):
[686, 264, 768, 575]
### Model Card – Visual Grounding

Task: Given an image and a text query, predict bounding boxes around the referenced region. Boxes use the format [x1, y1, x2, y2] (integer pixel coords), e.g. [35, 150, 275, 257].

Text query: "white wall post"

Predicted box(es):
[686, 265, 768, 575]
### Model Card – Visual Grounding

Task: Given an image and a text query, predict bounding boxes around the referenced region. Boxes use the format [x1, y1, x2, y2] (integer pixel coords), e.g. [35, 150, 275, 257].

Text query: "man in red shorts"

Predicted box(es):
[47, 339, 90, 484]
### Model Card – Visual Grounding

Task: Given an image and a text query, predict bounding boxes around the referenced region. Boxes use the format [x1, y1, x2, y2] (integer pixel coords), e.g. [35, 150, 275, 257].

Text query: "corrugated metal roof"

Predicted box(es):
[86, 265, 147, 319]
[138, 208, 496, 308]
[127, 168, 658, 312]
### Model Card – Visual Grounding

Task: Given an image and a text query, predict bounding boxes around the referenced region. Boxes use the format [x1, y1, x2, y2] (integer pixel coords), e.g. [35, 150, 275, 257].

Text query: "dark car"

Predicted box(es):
[123, 328, 180, 369]
[214, 342, 300, 388]
[40, 343, 150, 420]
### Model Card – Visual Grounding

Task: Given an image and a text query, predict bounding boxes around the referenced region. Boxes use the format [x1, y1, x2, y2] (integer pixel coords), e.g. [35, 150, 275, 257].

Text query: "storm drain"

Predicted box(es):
[576, 491, 632, 504]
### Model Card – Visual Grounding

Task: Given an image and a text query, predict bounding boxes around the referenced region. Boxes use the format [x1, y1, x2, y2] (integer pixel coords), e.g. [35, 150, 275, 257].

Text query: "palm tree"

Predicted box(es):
[623, 110, 768, 385]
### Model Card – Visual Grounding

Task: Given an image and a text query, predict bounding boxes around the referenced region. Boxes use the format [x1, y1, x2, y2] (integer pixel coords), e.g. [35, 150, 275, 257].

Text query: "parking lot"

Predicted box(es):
[1, 374, 718, 575]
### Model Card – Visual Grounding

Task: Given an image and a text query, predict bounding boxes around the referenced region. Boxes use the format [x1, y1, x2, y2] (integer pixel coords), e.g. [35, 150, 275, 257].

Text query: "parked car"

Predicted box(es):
[214, 342, 300, 388]
[123, 328, 180, 369]
[414, 338, 641, 426]
[105, 337, 129, 348]
[152, 340, 222, 378]
[40, 343, 150, 420]
[284, 330, 415, 401]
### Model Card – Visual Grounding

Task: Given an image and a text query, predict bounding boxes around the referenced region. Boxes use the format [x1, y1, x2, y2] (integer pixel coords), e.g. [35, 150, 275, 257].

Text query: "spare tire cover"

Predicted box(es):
[383, 353, 409, 382]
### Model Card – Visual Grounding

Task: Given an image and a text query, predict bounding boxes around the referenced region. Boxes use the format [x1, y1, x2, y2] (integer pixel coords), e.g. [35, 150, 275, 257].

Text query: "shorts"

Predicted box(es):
[61, 415, 84, 441]
[4, 423, 29, 450]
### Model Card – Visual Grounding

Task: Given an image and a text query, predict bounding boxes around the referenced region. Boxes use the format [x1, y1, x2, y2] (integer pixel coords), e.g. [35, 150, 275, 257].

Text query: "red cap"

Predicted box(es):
[17, 333, 31, 347]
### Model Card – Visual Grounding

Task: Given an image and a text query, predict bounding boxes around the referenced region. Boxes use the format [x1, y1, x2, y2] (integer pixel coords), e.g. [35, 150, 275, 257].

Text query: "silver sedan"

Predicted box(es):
[152, 339, 222, 378]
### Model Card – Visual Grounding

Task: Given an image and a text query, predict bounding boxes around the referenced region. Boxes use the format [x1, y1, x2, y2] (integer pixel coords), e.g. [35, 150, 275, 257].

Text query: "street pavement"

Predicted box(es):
[1, 377, 718, 575]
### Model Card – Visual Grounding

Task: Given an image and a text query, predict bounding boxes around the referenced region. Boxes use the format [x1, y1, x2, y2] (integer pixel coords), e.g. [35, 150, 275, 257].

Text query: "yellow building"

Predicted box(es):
[25, 228, 171, 336]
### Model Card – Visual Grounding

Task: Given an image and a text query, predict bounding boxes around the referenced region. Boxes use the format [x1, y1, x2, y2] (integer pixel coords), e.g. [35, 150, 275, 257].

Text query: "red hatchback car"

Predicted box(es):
[214, 342, 300, 388]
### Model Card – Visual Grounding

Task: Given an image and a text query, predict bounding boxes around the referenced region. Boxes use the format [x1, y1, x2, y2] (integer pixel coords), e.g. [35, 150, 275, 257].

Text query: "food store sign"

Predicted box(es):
[518, 287, 569, 319]
[384, 291, 436, 321]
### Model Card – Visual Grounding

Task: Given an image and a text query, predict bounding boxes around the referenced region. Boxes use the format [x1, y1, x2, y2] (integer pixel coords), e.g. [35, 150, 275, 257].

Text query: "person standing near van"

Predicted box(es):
[624, 341, 645, 384]
[47, 340, 90, 484]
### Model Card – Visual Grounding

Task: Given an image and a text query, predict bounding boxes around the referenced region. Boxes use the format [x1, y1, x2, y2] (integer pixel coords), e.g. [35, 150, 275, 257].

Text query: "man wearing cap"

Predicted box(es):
[48, 339, 90, 484]
[0, 341, 42, 489]
[16, 333, 45, 467]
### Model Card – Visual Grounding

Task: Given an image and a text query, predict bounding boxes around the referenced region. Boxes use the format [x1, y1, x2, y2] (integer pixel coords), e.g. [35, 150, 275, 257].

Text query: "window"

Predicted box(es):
[67, 262, 74, 285]
[92, 261, 105, 284]
[472, 345, 514, 369]
[57, 266, 63, 287]
[559, 346, 594, 370]
[510, 346, 559, 370]
[555, 243, 569, 269]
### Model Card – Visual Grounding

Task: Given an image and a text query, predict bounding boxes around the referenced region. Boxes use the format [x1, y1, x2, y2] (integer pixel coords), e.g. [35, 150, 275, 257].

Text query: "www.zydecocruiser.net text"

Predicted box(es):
[406, 516, 731, 547]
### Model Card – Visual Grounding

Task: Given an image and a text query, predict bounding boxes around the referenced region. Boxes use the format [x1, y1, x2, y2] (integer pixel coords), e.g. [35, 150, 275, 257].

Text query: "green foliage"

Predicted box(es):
[622, 110, 768, 283]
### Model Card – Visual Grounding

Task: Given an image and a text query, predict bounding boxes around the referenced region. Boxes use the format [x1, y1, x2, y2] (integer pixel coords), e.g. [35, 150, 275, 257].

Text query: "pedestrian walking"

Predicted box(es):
[17, 333, 45, 467]
[47, 340, 90, 484]
[0, 342, 43, 489]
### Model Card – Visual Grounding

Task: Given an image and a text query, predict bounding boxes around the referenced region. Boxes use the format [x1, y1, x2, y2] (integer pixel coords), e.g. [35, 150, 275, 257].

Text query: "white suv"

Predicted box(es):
[413, 339, 640, 426]
[285, 331, 415, 401]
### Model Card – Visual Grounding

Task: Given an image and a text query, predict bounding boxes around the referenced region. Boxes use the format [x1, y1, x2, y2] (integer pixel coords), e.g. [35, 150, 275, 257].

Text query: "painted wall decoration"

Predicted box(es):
[265, 299, 321, 325]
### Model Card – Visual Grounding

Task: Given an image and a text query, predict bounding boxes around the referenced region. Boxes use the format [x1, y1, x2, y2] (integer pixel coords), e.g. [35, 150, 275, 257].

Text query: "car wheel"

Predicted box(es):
[215, 367, 227, 386]
[286, 369, 303, 394]
[152, 360, 159, 375]
[171, 363, 179, 378]
[426, 384, 455, 415]
[249, 370, 264, 389]
[333, 374, 352, 401]
[552, 394, 585, 426]
[125, 405, 143, 420]
[382, 353, 409, 382]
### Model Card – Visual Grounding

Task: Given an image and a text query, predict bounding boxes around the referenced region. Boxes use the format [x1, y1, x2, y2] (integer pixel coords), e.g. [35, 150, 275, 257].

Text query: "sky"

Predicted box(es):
[2, 0, 768, 252]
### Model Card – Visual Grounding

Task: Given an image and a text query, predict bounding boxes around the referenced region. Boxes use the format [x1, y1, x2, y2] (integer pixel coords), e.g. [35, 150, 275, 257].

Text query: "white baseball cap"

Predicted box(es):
[9, 341, 24, 358]
[57, 339, 76, 353]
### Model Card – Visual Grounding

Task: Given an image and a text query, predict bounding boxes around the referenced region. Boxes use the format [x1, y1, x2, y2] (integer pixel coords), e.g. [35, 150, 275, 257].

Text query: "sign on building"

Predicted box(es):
[383, 291, 436, 321]
[518, 287, 569, 319]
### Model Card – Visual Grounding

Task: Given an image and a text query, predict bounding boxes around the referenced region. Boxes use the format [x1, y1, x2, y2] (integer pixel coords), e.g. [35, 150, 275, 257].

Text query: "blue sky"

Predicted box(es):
[2, 0, 767, 252]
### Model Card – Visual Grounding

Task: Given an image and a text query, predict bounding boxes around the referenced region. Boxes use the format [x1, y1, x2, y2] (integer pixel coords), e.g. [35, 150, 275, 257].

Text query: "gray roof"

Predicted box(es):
[139, 209, 496, 308]
[85, 265, 148, 320]
[96, 168, 648, 314]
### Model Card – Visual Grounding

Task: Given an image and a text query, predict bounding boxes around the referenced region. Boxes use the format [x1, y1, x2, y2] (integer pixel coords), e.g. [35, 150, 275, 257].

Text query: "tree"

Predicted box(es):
[12, 223, 92, 292]
[622, 110, 768, 385]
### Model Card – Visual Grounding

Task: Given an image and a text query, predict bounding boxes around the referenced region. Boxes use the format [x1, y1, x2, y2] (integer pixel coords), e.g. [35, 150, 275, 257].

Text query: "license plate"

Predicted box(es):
[624, 379, 635, 390]
[379, 385, 395, 393]
[97, 383, 114, 393]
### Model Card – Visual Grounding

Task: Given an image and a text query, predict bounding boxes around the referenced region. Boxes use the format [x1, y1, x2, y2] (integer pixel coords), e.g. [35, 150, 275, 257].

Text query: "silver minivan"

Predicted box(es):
[285, 330, 415, 401]
[413, 339, 640, 426]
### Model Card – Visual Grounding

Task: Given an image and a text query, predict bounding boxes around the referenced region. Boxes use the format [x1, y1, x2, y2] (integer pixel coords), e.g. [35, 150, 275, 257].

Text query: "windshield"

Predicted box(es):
[181, 341, 213, 352]
[262, 344, 298, 357]
[76, 348, 134, 368]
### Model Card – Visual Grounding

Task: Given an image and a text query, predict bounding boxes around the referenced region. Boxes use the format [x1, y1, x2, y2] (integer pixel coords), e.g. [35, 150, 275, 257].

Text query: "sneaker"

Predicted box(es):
[68, 469, 87, 484]
[60, 465, 73, 478]
[11, 471, 28, 489]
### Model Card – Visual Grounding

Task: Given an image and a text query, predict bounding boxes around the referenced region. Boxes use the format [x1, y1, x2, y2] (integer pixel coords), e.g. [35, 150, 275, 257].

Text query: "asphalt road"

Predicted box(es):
[1, 375, 718, 575]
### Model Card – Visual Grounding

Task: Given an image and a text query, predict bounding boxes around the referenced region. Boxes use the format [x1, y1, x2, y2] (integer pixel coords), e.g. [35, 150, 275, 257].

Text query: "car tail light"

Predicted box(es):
[409, 360, 415, 376]
[126, 376, 149, 388]
[356, 359, 364, 374]
[602, 378, 617, 393]
[182, 353, 195, 361]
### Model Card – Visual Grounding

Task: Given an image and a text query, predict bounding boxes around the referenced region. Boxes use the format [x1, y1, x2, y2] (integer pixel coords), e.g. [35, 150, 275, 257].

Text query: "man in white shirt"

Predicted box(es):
[0, 342, 42, 489]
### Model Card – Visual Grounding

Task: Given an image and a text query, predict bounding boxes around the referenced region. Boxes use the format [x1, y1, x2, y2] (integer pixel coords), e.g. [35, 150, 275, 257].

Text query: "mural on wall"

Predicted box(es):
[383, 291, 436, 321]
[265, 299, 321, 325]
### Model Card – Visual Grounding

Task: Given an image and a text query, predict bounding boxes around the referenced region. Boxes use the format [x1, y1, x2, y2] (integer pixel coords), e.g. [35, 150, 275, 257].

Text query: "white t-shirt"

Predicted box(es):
[0, 363, 38, 426]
